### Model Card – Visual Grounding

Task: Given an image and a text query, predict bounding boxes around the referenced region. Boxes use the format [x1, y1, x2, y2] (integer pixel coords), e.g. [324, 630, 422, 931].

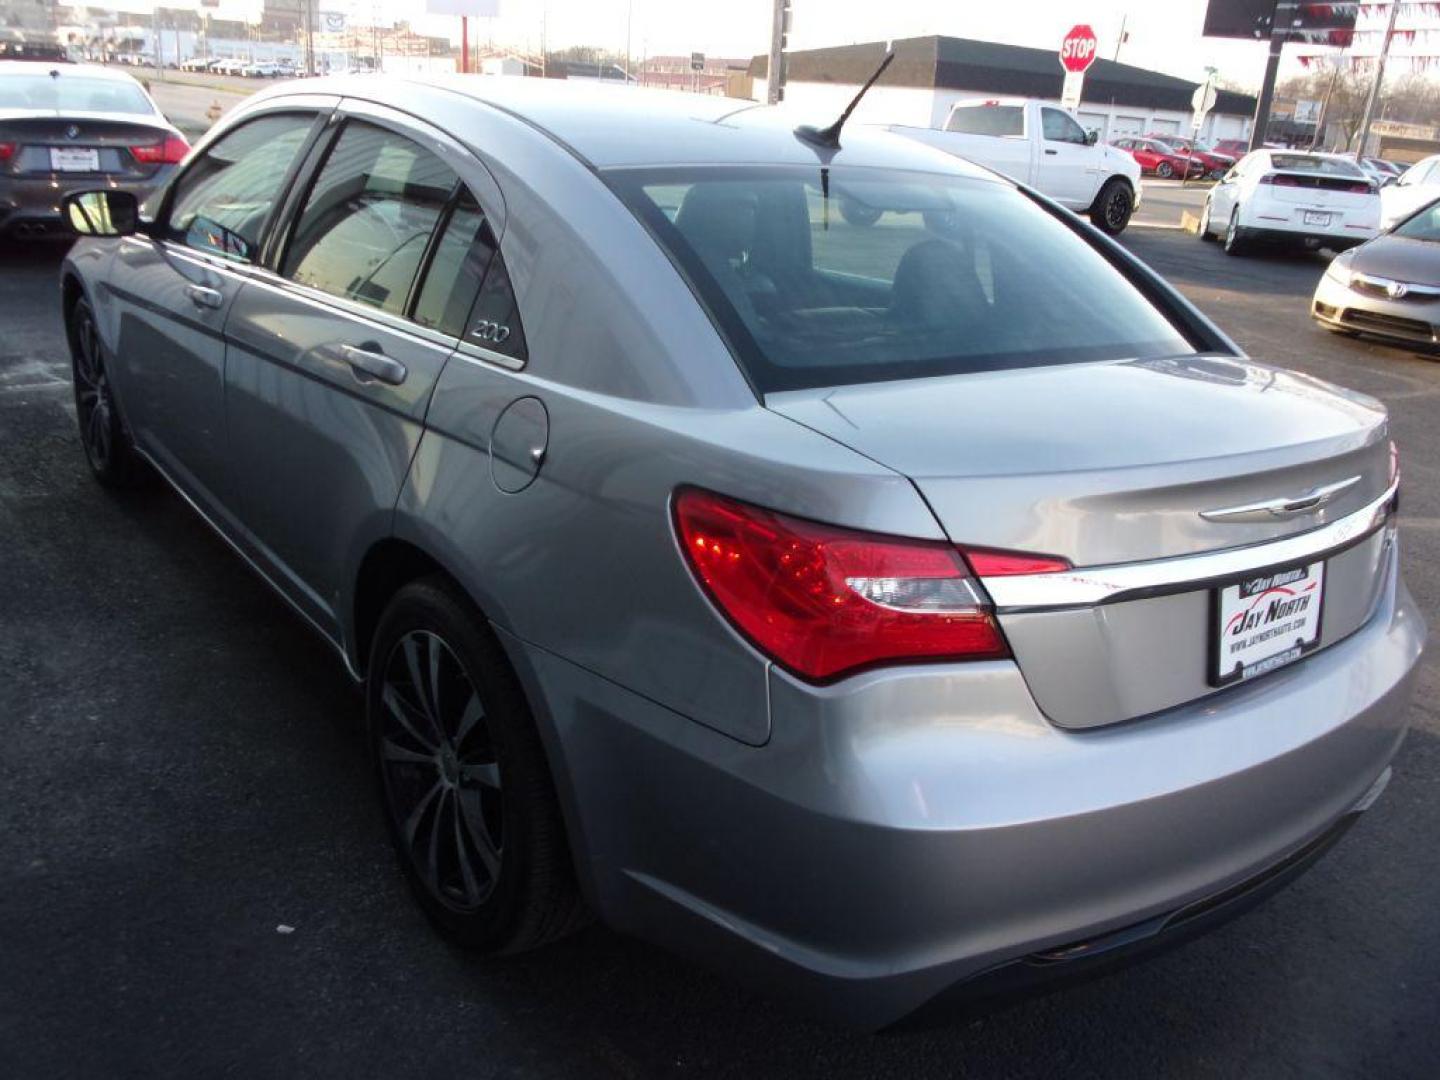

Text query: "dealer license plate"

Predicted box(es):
[1303, 210, 1331, 227]
[50, 147, 99, 172]
[1212, 561, 1325, 686]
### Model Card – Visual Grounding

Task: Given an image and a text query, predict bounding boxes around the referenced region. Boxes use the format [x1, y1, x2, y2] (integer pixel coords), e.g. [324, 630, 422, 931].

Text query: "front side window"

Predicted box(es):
[610, 166, 1193, 393]
[282, 121, 456, 317]
[1391, 200, 1440, 240]
[1041, 108, 1087, 145]
[945, 105, 1023, 137]
[166, 113, 315, 262]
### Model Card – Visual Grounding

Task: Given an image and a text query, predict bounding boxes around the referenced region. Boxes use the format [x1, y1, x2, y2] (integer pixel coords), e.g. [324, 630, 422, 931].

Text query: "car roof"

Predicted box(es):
[266, 74, 1001, 176]
[0, 60, 143, 84]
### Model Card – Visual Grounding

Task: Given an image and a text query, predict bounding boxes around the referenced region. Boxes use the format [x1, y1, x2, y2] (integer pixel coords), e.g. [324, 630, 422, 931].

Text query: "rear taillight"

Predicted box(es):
[0, 142, 15, 163]
[1259, 173, 1300, 186]
[673, 488, 1013, 682]
[1350, 181, 1376, 195]
[129, 135, 189, 165]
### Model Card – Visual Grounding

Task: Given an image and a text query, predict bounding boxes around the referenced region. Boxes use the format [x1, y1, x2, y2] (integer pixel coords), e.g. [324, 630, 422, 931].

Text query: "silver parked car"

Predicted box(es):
[57, 76, 1423, 1028]
[1314, 196, 1440, 346]
[0, 60, 189, 240]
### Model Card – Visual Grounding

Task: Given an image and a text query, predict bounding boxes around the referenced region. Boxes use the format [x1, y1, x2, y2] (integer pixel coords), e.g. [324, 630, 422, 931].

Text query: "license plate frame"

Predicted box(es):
[1210, 560, 1326, 687]
[49, 147, 99, 172]
[1303, 210, 1332, 228]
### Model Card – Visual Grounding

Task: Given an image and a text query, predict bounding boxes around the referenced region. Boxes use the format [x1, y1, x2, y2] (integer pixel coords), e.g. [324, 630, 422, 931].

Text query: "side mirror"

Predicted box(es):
[64, 190, 141, 237]
[1086, 130, 1099, 146]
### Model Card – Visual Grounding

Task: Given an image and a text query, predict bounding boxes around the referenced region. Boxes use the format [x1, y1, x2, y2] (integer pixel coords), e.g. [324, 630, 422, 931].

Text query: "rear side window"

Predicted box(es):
[609, 166, 1192, 393]
[282, 121, 456, 317]
[945, 105, 1023, 137]
[166, 113, 315, 262]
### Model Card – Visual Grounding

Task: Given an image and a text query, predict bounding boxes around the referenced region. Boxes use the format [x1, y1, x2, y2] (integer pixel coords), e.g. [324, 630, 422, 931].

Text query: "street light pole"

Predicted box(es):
[766, 0, 785, 104]
[1355, 0, 1401, 160]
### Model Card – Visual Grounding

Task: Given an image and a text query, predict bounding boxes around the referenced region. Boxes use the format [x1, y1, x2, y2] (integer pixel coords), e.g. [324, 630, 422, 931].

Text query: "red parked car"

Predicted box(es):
[1146, 134, 1236, 179]
[1111, 136, 1203, 179]
[1212, 138, 1249, 158]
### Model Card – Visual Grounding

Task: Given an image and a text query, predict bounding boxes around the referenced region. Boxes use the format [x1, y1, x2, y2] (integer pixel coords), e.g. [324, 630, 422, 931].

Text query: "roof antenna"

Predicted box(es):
[794, 44, 895, 150]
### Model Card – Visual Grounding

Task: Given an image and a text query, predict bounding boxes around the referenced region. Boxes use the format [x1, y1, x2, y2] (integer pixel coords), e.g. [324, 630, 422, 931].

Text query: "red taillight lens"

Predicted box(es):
[962, 548, 1072, 577]
[673, 488, 1009, 682]
[1350, 181, 1376, 194]
[129, 135, 189, 164]
[1260, 173, 1301, 187]
[0, 142, 15, 163]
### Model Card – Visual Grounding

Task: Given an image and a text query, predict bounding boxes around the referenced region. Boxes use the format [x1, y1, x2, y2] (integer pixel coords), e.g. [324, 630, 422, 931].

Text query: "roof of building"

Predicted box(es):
[749, 35, 1257, 117]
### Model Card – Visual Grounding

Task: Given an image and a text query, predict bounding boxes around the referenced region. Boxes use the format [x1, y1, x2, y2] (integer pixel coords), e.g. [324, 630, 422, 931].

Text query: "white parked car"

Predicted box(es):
[888, 98, 1143, 234]
[1199, 150, 1379, 255]
[1380, 154, 1440, 230]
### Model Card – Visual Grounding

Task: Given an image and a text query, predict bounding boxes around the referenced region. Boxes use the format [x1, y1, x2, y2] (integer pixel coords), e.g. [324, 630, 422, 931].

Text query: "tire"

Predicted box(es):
[68, 296, 147, 488]
[1198, 199, 1217, 241]
[367, 578, 586, 953]
[1089, 178, 1134, 236]
[1156, 160, 1174, 179]
[839, 198, 882, 227]
[1223, 208, 1250, 256]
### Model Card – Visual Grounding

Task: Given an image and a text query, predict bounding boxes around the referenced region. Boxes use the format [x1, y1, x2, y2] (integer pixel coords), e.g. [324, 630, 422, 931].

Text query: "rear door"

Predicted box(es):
[222, 99, 504, 637]
[1036, 106, 1101, 207]
[105, 106, 328, 516]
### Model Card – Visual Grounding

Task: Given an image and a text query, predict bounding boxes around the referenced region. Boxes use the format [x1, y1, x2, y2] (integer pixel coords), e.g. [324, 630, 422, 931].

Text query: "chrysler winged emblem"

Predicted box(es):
[66, 124, 80, 140]
[1200, 476, 1361, 523]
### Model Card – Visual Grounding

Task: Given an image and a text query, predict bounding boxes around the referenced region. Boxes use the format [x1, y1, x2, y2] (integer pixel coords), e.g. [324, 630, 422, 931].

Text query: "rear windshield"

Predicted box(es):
[0, 74, 154, 115]
[945, 105, 1023, 137]
[607, 166, 1193, 393]
[1270, 154, 1363, 177]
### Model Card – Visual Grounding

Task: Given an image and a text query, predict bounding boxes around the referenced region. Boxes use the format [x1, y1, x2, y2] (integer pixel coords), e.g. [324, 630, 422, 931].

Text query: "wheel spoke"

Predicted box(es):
[426, 633, 445, 731]
[461, 759, 501, 791]
[454, 692, 484, 749]
[402, 634, 438, 724]
[456, 791, 501, 877]
[383, 684, 439, 752]
[401, 779, 444, 849]
[450, 797, 483, 905]
[425, 788, 448, 889]
[380, 736, 434, 766]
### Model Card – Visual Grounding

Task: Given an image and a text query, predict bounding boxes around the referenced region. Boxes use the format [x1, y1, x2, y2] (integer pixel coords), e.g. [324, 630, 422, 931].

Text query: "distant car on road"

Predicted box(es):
[1381, 154, 1440, 230]
[0, 60, 189, 241]
[1111, 136, 1203, 179]
[889, 97, 1142, 233]
[1359, 156, 1403, 188]
[1211, 138, 1250, 158]
[1200, 149, 1379, 255]
[1313, 194, 1440, 345]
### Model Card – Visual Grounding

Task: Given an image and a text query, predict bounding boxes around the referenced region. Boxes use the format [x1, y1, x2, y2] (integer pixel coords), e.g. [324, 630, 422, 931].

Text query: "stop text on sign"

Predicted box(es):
[1059, 25, 1098, 74]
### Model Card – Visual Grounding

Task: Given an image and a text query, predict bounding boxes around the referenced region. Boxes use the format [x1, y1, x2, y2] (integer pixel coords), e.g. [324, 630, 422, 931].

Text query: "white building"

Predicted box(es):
[750, 36, 1255, 145]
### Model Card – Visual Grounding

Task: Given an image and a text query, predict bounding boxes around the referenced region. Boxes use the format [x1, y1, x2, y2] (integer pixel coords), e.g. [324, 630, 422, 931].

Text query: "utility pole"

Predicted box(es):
[1248, 1, 1292, 153]
[1113, 14, 1128, 63]
[1310, 58, 1343, 151]
[1355, 0, 1401, 159]
[766, 0, 787, 104]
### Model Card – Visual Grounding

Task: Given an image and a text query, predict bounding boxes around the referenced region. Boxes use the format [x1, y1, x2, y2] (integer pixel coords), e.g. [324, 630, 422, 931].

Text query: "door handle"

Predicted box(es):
[1044, 148, 1058, 156]
[184, 283, 223, 309]
[340, 344, 407, 386]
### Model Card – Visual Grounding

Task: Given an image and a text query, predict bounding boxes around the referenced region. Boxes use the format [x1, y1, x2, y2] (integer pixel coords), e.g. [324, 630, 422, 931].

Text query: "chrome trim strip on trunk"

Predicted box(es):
[983, 479, 1398, 613]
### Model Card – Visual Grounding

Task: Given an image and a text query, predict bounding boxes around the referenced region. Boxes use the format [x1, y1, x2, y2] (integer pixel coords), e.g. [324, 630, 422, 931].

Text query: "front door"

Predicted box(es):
[222, 104, 502, 637]
[106, 110, 323, 515]
[1037, 106, 1102, 209]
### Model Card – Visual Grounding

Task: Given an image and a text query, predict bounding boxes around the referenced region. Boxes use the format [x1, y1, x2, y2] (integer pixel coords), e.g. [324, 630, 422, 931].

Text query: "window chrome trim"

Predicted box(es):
[456, 339, 525, 371]
[983, 480, 1399, 613]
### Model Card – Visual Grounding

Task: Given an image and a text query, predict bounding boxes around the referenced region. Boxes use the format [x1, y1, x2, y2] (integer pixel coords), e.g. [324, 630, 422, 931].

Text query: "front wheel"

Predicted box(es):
[1156, 160, 1175, 179]
[368, 578, 587, 952]
[68, 296, 147, 488]
[1089, 178, 1134, 235]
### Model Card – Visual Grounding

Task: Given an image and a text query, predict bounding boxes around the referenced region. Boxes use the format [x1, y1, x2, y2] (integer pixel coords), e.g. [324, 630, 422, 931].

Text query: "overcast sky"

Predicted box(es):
[92, 1, 1440, 89]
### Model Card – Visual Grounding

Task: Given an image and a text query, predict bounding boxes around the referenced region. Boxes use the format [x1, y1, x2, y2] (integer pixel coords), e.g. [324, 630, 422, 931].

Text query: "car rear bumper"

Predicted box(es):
[1240, 209, 1378, 248]
[0, 170, 170, 237]
[502, 554, 1424, 1029]
[1313, 273, 1440, 344]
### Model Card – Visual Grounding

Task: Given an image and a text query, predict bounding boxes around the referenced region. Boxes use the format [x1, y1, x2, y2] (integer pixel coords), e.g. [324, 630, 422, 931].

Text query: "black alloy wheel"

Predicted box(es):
[69, 297, 144, 486]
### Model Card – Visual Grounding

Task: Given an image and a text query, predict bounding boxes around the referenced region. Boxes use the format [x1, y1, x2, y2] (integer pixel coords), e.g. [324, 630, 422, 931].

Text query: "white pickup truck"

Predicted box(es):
[888, 98, 1143, 235]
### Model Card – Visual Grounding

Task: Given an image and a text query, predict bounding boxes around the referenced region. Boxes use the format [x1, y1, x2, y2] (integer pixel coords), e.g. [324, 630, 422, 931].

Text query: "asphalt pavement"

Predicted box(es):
[2, 231, 1438, 1078]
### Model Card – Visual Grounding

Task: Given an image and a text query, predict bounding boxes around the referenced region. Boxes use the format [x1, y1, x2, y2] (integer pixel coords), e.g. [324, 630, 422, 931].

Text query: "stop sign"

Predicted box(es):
[1059, 24, 1099, 74]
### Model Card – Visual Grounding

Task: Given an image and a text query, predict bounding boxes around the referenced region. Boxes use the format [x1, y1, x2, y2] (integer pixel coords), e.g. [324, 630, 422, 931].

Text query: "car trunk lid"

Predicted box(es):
[768, 355, 1396, 727]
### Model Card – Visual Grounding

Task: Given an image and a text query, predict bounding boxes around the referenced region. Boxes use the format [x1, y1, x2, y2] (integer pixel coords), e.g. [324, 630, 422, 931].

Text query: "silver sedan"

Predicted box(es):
[1314, 196, 1440, 345]
[57, 75, 1423, 1028]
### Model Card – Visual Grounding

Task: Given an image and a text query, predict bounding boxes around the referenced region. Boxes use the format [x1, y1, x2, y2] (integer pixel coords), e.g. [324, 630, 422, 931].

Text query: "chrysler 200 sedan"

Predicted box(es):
[57, 76, 1423, 1028]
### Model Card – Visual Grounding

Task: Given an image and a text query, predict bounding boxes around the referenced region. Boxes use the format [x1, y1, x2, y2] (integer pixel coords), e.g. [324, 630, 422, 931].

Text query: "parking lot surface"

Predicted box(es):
[2, 231, 1438, 1078]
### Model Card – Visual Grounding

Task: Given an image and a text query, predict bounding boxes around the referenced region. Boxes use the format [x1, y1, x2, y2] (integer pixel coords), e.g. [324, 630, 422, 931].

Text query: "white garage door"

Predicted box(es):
[1111, 114, 1145, 136]
[1150, 117, 1181, 135]
[1077, 111, 1109, 139]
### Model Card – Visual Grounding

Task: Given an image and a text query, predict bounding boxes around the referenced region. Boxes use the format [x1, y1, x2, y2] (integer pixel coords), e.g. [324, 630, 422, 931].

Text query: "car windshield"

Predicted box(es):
[0, 73, 154, 114]
[607, 166, 1194, 393]
[1392, 200, 1440, 241]
[1270, 154, 1364, 177]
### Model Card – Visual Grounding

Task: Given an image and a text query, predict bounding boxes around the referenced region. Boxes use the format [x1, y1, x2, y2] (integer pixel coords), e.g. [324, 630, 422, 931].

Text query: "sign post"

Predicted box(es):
[1058, 24, 1098, 112]
[1186, 77, 1218, 187]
